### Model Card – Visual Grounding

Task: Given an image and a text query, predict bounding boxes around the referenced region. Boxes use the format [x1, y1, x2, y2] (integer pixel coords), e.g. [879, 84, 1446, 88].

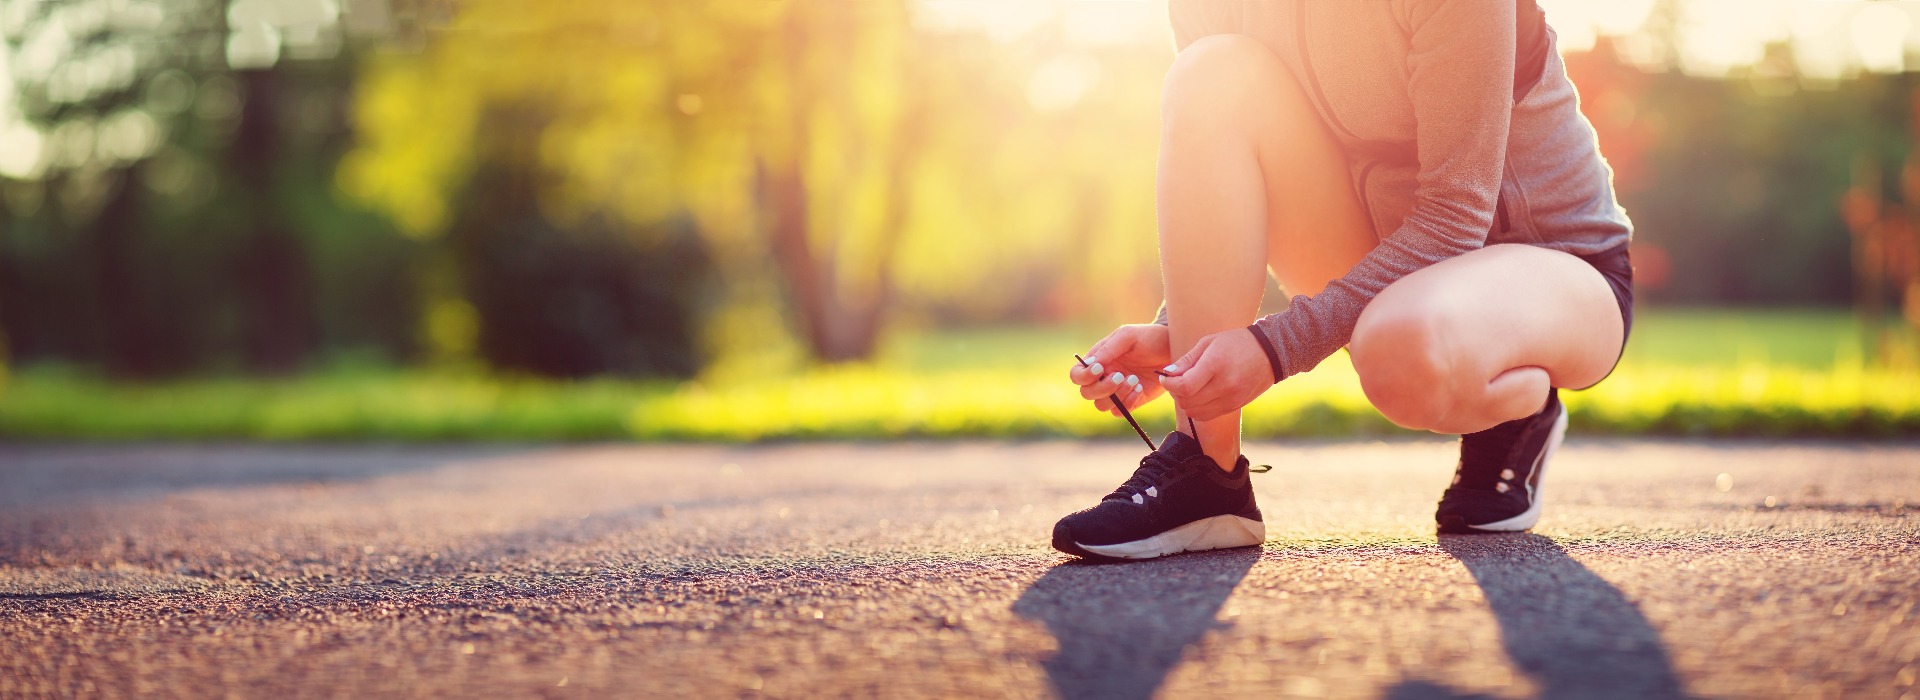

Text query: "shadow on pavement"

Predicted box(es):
[1011, 547, 1258, 700]
[1386, 533, 1688, 700]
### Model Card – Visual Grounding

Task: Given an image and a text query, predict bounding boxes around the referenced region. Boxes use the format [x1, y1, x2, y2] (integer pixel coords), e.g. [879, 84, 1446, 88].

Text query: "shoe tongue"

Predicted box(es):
[1157, 430, 1204, 460]
[1101, 431, 1206, 502]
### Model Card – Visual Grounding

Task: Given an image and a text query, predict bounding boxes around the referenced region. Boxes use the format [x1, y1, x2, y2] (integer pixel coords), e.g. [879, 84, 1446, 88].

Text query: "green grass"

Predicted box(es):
[1, 308, 1916, 441]
[1620, 308, 1880, 368]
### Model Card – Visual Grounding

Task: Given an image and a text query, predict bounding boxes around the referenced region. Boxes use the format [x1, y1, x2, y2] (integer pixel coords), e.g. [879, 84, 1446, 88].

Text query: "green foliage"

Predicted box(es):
[1566, 48, 1908, 307]
[0, 1, 716, 380]
[1, 1, 1911, 383]
[334, 0, 1171, 363]
[0, 34, 421, 376]
[2, 310, 1914, 442]
[446, 158, 714, 378]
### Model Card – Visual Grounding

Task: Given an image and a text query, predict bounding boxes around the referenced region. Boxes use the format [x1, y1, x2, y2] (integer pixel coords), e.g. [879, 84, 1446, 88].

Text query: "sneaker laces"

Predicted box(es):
[1072, 353, 1274, 488]
[1104, 450, 1185, 502]
[1102, 416, 1271, 502]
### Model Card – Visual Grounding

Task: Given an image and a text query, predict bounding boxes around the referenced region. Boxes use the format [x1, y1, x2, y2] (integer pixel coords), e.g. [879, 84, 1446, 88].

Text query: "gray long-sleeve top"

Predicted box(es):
[1155, 0, 1633, 381]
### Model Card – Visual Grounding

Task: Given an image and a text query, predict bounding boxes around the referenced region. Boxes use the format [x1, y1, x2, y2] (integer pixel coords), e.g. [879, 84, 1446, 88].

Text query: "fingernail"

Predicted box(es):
[1132, 383, 1144, 395]
[1163, 364, 1179, 373]
[1089, 362, 1103, 376]
[1126, 374, 1139, 387]
[1108, 372, 1124, 384]
[1084, 355, 1098, 364]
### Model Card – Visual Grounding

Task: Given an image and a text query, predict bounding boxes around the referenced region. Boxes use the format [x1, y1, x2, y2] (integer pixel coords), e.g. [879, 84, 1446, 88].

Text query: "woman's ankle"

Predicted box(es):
[1178, 411, 1243, 472]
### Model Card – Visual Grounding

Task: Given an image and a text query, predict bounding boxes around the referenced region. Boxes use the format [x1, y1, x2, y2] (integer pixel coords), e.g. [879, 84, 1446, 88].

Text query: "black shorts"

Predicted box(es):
[1572, 242, 1634, 384]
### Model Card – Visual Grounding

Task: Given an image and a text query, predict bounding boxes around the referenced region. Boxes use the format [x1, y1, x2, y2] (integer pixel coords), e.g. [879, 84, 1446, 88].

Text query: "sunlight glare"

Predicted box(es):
[1679, 0, 1787, 76]
[913, 0, 1920, 78]
[914, 0, 1053, 43]
[228, 23, 283, 69]
[1026, 53, 1101, 112]
[1538, 0, 1656, 52]
[915, 0, 1166, 47]
[1589, 0, 1657, 36]
[0, 123, 45, 179]
[1788, 3, 1854, 81]
[1852, 3, 1912, 74]
[1062, 1, 1165, 47]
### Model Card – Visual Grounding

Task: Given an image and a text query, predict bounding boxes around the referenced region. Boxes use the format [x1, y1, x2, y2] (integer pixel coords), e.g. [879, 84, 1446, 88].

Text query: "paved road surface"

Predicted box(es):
[1, 439, 1917, 698]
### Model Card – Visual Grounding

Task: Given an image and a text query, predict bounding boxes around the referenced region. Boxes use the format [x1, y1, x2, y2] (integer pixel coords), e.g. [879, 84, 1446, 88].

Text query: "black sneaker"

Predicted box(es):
[1436, 388, 1567, 533]
[1052, 430, 1265, 561]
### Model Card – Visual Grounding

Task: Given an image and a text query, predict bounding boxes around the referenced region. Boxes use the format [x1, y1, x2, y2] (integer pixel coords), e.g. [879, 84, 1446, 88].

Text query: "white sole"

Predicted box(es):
[1467, 403, 1567, 532]
[1077, 514, 1266, 559]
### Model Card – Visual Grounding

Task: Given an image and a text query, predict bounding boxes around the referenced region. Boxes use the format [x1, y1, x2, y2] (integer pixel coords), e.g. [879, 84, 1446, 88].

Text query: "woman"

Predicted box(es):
[1055, 0, 1634, 561]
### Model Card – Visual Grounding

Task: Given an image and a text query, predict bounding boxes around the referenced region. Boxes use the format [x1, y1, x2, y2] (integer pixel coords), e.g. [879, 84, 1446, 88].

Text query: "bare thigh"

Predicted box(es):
[1242, 55, 1377, 296]
[1351, 243, 1626, 433]
[1222, 45, 1620, 432]
[1165, 35, 1623, 435]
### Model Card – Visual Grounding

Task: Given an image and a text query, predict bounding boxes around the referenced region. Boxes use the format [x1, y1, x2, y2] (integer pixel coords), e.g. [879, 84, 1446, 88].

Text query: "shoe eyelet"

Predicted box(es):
[1495, 482, 1511, 493]
[1500, 468, 1516, 480]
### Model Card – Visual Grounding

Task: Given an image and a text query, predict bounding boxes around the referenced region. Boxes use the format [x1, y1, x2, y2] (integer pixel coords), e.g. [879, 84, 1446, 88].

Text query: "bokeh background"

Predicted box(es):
[0, 0, 1916, 440]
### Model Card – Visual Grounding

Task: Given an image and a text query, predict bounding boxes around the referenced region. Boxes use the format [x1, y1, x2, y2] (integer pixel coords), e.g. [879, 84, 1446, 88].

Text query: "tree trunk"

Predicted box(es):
[753, 4, 923, 364]
[91, 168, 162, 377]
[231, 68, 317, 374]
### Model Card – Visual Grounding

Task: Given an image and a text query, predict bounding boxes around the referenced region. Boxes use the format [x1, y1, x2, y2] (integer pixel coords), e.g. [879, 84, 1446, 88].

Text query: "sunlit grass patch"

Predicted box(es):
[0, 370, 668, 441]
[1571, 361, 1920, 437]
[626, 342, 1397, 441]
[1, 309, 1915, 441]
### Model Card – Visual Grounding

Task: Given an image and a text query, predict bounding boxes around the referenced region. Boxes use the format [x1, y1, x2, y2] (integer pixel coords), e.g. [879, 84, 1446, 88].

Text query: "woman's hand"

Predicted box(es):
[1068, 324, 1172, 417]
[1158, 329, 1273, 422]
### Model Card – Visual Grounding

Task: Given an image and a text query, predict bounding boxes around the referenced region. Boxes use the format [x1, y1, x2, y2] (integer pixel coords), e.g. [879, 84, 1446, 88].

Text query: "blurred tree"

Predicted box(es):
[339, 0, 1169, 364]
[1564, 39, 1878, 308]
[749, 4, 923, 361]
[448, 106, 711, 377]
[0, 0, 418, 376]
[1839, 88, 1920, 366]
[11, 0, 1895, 381]
[338, 2, 723, 377]
[341, 1, 908, 362]
[0, 0, 222, 375]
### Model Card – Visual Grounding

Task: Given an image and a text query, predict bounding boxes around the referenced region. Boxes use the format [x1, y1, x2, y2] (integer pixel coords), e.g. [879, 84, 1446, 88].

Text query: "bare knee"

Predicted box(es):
[1162, 35, 1286, 141]
[1351, 295, 1458, 432]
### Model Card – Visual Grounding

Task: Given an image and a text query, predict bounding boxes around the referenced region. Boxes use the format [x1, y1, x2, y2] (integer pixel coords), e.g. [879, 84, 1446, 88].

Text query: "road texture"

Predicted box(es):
[1, 438, 1917, 698]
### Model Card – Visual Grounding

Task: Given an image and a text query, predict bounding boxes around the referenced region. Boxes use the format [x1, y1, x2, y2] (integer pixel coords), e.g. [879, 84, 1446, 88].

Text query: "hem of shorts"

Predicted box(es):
[1567, 242, 1633, 391]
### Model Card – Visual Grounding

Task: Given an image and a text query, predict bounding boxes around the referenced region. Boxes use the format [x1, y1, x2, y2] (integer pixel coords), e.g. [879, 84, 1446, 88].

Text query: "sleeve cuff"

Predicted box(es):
[1246, 324, 1283, 385]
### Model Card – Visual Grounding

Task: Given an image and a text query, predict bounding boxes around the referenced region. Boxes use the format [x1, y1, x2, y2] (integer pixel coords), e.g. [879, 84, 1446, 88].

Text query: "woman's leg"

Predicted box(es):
[1160, 35, 1620, 449]
[1158, 34, 1376, 469]
[1349, 244, 1625, 435]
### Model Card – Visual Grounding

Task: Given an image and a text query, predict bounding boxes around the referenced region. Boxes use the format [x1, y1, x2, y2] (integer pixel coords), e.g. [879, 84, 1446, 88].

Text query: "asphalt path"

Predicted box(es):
[1, 438, 1917, 698]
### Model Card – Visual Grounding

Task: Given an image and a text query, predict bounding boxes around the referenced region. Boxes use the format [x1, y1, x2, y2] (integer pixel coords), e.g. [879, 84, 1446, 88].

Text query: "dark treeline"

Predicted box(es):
[0, 53, 713, 379]
[0, 0, 714, 379]
[1567, 38, 1904, 309]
